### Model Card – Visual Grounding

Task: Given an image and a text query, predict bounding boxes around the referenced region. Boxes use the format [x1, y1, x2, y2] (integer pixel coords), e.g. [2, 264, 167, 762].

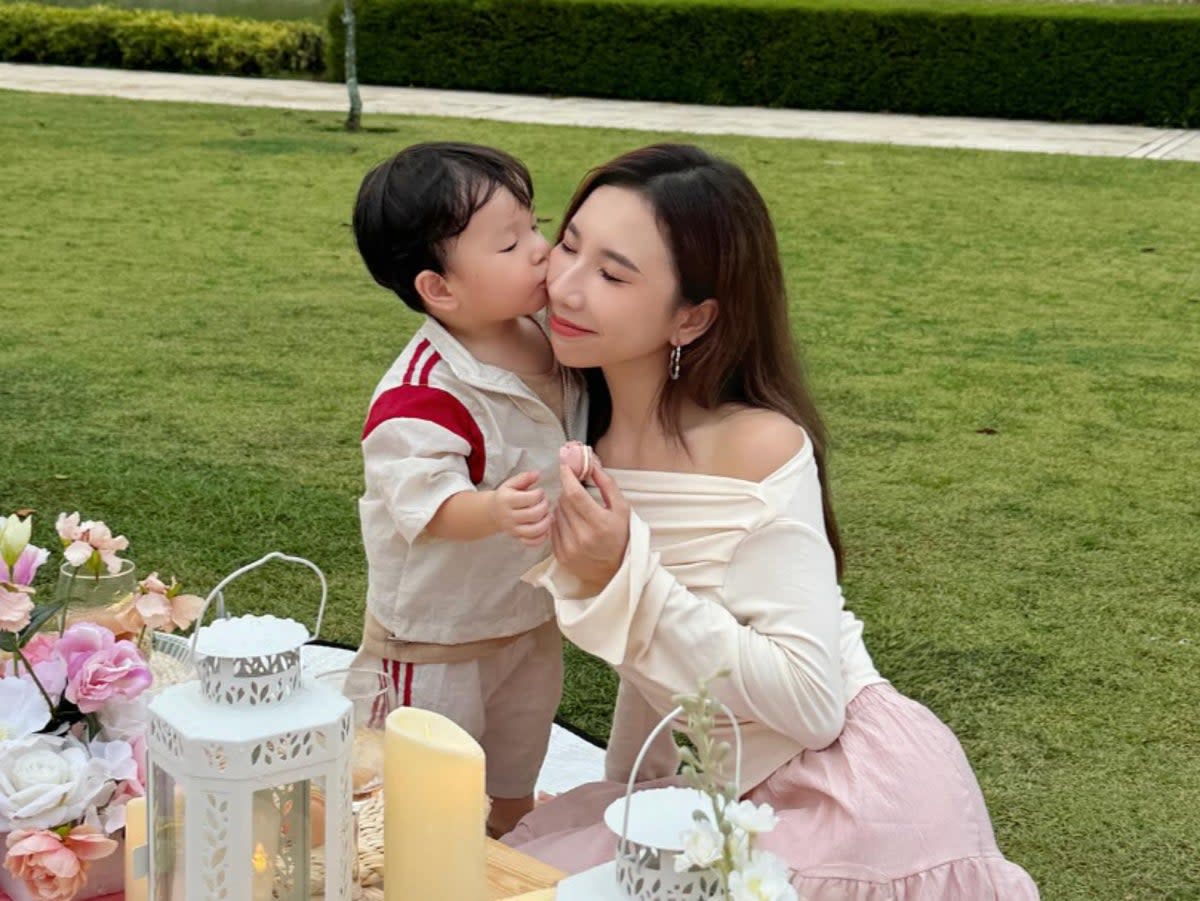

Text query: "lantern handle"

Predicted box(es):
[619, 699, 743, 850]
[189, 552, 329, 663]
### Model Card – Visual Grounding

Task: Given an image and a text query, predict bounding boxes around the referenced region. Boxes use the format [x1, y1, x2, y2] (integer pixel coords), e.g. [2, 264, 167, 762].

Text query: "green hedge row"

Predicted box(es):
[0, 3, 324, 77]
[326, 0, 1200, 127]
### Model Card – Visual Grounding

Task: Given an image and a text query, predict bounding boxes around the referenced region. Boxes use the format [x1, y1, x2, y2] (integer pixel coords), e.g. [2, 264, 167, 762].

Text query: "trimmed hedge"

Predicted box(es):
[326, 0, 1200, 126]
[0, 3, 324, 77]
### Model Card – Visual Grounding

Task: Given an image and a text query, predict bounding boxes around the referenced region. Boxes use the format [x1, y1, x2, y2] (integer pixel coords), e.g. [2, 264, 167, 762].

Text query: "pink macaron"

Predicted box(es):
[560, 441, 594, 482]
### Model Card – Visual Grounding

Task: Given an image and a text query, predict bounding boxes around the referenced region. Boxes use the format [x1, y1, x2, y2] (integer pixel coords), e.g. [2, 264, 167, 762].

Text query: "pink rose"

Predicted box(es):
[4, 826, 117, 901]
[0, 585, 33, 633]
[20, 634, 59, 667]
[14, 635, 69, 701]
[57, 624, 114, 678]
[65, 640, 151, 713]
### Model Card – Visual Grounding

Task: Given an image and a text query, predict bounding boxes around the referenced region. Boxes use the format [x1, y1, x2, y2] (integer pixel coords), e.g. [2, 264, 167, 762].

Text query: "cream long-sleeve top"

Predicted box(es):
[525, 438, 886, 795]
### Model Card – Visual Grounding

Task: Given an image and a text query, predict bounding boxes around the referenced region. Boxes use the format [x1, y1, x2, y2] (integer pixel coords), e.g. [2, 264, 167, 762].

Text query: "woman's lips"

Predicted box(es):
[549, 315, 595, 338]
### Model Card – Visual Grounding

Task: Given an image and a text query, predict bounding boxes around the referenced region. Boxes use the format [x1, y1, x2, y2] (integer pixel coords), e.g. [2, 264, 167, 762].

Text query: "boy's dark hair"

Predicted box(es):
[353, 142, 535, 312]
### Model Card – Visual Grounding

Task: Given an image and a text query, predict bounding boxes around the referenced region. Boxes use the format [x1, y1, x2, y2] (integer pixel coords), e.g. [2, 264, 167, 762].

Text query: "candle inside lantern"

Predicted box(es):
[124, 796, 149, 901]
[384, 708, 487, 901]
[251, 789, 283, 901]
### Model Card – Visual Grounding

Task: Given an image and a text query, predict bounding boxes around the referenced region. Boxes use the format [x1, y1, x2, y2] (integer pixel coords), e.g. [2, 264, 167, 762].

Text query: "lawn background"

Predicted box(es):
[2, 90, 1198, 898]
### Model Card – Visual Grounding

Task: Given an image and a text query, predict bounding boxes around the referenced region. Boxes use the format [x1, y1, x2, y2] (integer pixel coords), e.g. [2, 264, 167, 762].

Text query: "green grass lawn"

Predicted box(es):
[2, 90, 1198, 898]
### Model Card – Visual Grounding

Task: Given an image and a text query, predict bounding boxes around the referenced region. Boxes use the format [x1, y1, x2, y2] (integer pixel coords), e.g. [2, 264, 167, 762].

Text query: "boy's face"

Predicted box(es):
[440, 187, 549, 325]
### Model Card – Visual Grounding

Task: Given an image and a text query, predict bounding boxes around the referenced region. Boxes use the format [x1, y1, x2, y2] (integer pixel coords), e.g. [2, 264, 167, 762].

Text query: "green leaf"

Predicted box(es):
[18, 602, 66, 644]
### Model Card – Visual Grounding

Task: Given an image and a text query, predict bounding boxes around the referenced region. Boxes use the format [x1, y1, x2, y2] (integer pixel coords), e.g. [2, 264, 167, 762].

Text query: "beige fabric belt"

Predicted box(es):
[359, 611, 533, 664]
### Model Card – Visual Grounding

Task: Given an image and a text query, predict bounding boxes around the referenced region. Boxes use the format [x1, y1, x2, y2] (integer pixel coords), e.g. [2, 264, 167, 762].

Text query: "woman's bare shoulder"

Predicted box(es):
[703, 407, 807, 482]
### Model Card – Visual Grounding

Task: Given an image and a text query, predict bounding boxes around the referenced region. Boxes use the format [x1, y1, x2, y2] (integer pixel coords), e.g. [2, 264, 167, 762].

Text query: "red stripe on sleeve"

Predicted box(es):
[418, 350, 442, 387]
[362, 384, 486, 484]
[402, 338, 431, 385]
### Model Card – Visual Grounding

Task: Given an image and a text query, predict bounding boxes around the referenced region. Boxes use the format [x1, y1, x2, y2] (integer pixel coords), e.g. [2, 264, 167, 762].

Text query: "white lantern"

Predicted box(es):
[145, 553, 355, 901]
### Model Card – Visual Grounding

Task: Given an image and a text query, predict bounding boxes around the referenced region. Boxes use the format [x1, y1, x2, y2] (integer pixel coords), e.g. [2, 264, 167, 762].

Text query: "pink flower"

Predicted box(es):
[56, 624, 115, 680]
[4, 826, 117, 901]
[54, 513, 82, 544]
[0, 634, 67, 699]
[0, 585, 34, 633]
[113, 573, 204, 634]
[56, 514, 128, 576]
[65, 640, 151, 713]
[84, 524, 128, 576]
[20, 634, 59, 668]
[0, 545, 49, 589]
[17, 633, 69, 699]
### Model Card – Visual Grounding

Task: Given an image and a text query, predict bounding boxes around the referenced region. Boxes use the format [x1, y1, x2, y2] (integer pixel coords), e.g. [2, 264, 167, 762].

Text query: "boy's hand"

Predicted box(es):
[491, 471, 552, 547]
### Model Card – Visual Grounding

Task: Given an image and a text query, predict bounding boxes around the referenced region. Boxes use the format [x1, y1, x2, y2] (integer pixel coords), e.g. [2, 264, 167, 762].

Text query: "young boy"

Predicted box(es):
[349, 142, 585, 837]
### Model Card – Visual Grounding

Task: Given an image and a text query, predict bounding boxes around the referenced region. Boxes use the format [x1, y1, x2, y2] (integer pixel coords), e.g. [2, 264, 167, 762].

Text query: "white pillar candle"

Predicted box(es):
[123, 796, 149, 901]
[384, 707, 487, 901]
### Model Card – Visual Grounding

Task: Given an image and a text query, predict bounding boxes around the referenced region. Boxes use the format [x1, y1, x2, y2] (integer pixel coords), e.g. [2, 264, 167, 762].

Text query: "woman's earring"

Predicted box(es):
[669, 344, 682, 381]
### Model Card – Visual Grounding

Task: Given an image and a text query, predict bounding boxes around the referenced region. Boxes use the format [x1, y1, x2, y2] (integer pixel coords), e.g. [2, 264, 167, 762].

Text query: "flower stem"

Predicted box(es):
[59, 564, 80, 632]
[14, 647, 56, 712]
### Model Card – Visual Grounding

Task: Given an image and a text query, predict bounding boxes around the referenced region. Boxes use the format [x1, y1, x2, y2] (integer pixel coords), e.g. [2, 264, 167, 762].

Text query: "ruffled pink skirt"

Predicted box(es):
[504, 684, 1039, 899]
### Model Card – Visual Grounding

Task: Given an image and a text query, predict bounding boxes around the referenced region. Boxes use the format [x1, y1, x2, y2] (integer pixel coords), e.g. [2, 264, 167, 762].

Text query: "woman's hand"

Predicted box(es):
[551, 455, 630, 592]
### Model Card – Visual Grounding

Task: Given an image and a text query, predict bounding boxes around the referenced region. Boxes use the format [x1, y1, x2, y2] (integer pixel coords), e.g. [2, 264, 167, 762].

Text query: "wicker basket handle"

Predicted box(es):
[619, 700, 744, 847]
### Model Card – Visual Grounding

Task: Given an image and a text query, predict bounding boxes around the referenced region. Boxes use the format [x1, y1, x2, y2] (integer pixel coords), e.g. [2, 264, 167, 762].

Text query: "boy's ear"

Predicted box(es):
[414, 269, 458, 314]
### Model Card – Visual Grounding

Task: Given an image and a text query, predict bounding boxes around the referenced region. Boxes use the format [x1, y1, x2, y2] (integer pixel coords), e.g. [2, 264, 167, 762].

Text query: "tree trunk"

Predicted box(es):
[343, 0, 362, 132]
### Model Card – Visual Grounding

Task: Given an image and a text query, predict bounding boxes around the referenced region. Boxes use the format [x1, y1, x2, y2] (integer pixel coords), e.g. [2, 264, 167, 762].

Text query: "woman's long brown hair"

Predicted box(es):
[559, 143, 844, 576]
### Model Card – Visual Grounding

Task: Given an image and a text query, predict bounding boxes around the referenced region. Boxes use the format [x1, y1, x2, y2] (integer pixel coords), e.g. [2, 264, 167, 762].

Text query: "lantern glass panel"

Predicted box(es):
[149, 763, 183, 901]
[252, 780, 312, 901]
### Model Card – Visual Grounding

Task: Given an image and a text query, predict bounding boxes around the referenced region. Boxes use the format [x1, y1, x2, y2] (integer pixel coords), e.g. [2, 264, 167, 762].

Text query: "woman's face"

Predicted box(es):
[546, 185, 681, 371]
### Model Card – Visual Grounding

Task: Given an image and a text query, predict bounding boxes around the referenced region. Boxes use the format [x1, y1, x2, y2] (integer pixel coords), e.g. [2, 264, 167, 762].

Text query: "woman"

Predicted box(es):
[505, 144, 1039, 898]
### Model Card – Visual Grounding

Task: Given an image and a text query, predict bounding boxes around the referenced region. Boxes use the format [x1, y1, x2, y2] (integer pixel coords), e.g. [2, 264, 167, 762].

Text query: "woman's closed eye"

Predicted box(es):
[559, 242, 623, 281]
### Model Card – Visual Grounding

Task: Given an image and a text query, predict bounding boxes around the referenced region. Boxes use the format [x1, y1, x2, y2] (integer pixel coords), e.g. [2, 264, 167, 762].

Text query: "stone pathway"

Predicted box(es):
[3, 63, 1198, 161]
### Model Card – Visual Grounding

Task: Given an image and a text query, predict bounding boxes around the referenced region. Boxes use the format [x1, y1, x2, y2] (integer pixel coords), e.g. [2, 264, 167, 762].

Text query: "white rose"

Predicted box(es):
[674, 819, 724, 873]
[727, 800, 780, 835]
[0, 677, 51, 743]
[728, 849, 799, 901]
[0, 733, 116, 831]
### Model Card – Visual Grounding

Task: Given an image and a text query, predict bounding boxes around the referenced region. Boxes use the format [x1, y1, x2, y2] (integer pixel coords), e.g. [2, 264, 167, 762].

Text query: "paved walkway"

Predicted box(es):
[2, 63, 1198, 161]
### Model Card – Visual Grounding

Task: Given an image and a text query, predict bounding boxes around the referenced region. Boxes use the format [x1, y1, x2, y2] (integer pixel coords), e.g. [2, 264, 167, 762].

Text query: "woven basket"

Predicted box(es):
[310, 793, 385, 900]
[148, 630, 198, 691]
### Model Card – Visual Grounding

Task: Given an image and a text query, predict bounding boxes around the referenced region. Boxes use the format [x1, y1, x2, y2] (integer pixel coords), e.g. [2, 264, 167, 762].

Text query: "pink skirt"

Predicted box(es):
[505, 684, 1039, 899]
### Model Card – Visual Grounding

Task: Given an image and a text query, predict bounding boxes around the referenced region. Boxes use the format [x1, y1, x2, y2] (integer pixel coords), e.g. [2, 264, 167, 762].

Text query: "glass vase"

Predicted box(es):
[54, 559, 137, 632]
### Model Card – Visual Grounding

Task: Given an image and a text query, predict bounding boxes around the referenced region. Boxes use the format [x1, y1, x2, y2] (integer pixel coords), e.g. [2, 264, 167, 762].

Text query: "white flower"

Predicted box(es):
[87, 738, 138, 785]
[0, 676, 51, 743]
[0, 733, 117, 831]
[728, 825, 752, 869]
[674, 819, 724, 872]
[728, 849, 799, 901]
[0, 514, 32, 570]
[727, 800, 780, 835]
[96, 696, 148, 742]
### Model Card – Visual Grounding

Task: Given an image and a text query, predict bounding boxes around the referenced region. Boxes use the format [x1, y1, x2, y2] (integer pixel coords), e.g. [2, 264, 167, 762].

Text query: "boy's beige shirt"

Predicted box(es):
[360, 317, 586, 646]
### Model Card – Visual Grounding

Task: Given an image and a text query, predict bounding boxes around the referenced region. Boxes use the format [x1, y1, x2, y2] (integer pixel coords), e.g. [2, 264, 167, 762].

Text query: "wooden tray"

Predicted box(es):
[488, 837, 565, 899]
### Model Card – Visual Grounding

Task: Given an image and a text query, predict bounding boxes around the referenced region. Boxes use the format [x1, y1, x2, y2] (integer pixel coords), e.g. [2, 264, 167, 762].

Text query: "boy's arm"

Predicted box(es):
[426, 471, 550, 546]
